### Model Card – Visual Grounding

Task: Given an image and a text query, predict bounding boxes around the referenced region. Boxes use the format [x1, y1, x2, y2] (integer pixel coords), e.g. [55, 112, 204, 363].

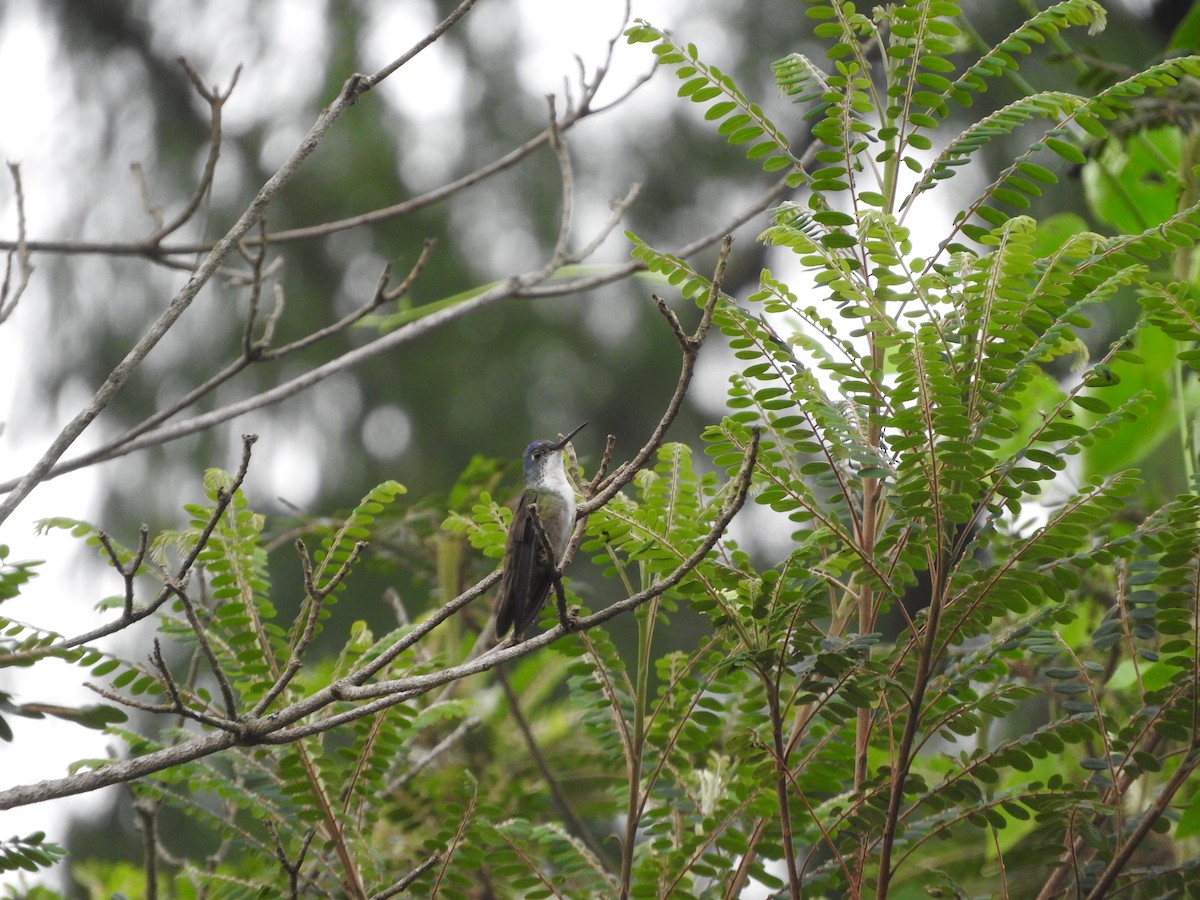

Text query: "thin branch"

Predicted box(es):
[0, 174, 632, 493]
[0, 162, 33, 324]
[40, 241, 430, 479]
[95, 524, 149, 618]
[142, 58, 240, 245]
[149, 638, 185, 711]
[387, 717, 481, 792]
[260, 237, 436, 360]
[0, 435, 257, 665]
[368, 852, 441, 900]
[546, 96, 575, 263]
[350, 571, 500, 686]
[360, 0, 481, 89]
[130, 162, 164, 232]
[584, 234, 730, 513]
[1084, 748, 1200, 900]
[133, 798, 160, 900]
[261, 687, 429, 742]
[253, 538, 366, 716]
[85, 636, 239, 731]
[524, 171, 792, 301]
[261, 279, 286, 346]
[239, 219, 270, 356]
[267, 821, 316, 900]
[496, 669, 611, 865]
[168, 580, 239, 720]
[586, 433, 618, 493]
[0, 178, 753, 495]
[81, 677, 233, 730]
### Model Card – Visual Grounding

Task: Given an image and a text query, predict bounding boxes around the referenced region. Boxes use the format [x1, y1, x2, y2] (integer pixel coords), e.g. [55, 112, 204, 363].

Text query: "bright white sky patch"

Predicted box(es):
[0, 1, 72, 235]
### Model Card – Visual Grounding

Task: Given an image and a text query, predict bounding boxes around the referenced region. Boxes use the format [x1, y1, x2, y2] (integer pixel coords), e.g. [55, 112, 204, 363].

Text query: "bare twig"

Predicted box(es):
[0, 435, 257, 667]
[149, 638, 185, 711]
[133, 798, 160, 900]
[0, 240, 432, 491]
[259, 238, 436, 360]
[0, 162, 33, 325]
[82, 676, 232, 730]
[351, 571, 501, 686]
[143, 58, 241, 245]
[496, 669, 610, 865]
[586, 433, 618, 494]
[130, 162, 165, 232]
[0, 182, 598, 491]
[387, 716, 481, 792]
[261, 280, 286, 346]
[95, 524, 149, 617]
[525, 170, 792, 301]
[267, 821, 316, 900]
[369, 852, 442, 900]
[253, 538, 367, 716]
[546, 96, 575, 263]
[168, 579, 240, 720]
[584, 234, 731, 513]
[239, 219, 270, 356]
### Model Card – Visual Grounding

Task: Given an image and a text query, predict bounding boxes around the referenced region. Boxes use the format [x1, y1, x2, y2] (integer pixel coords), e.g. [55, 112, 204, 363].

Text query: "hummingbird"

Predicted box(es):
[495, 422, 588, 639]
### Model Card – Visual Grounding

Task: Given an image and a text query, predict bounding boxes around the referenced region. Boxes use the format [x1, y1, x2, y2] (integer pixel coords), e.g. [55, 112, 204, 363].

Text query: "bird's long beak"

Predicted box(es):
[552, 421, 588, 450]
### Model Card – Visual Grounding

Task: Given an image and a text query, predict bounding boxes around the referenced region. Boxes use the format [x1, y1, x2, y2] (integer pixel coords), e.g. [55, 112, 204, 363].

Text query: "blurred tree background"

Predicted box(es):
[2, 0, 1200, 894]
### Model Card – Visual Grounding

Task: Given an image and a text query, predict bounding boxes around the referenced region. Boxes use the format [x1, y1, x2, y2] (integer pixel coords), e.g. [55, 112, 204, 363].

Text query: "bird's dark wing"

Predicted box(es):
[496, 492, 538, 637]
[495, 491, 556, 638]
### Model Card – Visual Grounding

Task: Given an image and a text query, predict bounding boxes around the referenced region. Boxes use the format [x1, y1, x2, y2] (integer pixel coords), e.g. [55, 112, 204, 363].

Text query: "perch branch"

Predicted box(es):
[0, 429, 757, 809]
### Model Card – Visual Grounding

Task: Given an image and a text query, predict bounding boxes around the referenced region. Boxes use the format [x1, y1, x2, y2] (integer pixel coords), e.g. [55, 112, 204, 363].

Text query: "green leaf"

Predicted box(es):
[1082, 126, 1182, 233]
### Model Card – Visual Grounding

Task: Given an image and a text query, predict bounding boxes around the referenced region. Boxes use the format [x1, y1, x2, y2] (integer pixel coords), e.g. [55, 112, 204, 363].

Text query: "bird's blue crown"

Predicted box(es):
[523, 439, 558, 464]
